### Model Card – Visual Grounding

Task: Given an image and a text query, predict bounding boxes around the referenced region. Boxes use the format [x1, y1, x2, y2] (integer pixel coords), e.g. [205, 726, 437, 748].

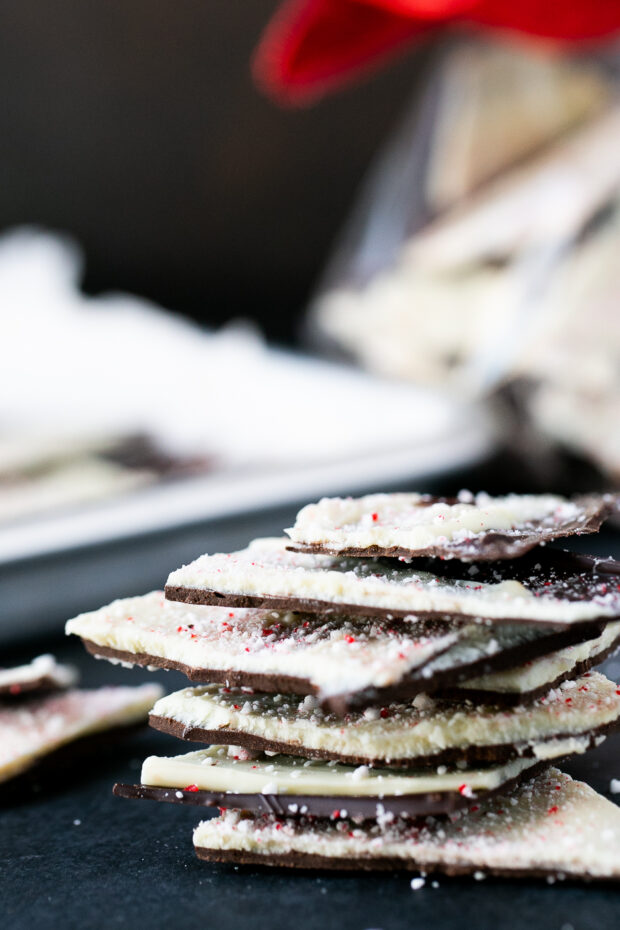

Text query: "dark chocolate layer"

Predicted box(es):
[0, 676, 66, 700]
[193, 845, 617, 881]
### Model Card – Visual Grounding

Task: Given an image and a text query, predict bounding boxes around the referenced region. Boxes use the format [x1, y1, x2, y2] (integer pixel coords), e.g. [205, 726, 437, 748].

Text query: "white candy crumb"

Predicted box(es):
[610, 779, 620, 794]
[410, 878, 425, 891]
[412, 693, 435, 710]
[73, 819, 81, 826]
[473, 871, 485, 881]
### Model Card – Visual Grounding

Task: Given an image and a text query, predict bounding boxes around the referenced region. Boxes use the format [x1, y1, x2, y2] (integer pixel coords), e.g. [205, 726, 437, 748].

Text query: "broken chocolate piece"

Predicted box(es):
[66, 591, 603, 711]
[165, 538, 620, 628]
[286, 491, 619, 561]
[148, 672, 620, 768]
[113, 747, 543, 818]
[193, 768, 620, 880]
[0, 654, 77, 699]
[0, 683, 162, 785]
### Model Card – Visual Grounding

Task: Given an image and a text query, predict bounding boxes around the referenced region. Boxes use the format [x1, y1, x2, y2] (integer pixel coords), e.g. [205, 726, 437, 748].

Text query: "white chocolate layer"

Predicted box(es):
[194, 768, 620, 880]
[166, 537, 620, 626]
[0, 654, 78, 693]
[151, 672, 620, 764]
[461, 620, 620, 695]
[142, 747, 537, 798]
[287, 492, 581, 553]
[0, 683, 162, 784]
[66, 592, 561, 701]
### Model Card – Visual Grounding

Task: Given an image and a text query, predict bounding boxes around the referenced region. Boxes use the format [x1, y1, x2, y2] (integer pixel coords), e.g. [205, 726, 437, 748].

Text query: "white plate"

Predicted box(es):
[0, 405, 492, 566]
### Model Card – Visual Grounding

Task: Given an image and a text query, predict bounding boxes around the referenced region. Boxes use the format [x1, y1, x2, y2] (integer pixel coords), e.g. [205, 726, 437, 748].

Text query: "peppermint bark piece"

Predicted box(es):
[193, 768, 620, 880]
[446, 619, 620, 704]
[0, 683, 162, 784]
[65, 592, 600, 712]
[0, 655, 77, 698]
[148, 671, 620, 768]
[286, 491, 619, 561]
[114, 747, 542, 818]
[165, 538, 620, 628]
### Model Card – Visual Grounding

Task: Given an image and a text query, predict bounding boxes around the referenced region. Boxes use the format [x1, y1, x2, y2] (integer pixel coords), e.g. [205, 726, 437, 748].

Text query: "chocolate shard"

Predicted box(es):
[0, 655, 78, 699]
[147, 671, 620, 769]
[68, 591, 606, 712]
[285, 492, 620, 561]
[0, 683, 162, 786]
[165, 538, 620, 628]
[193, 768, 620, 880]
[112, 752, 545, 819]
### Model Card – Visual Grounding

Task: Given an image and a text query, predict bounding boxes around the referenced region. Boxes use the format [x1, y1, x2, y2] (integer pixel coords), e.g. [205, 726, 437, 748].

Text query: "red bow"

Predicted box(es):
[254, 0, 620, 104]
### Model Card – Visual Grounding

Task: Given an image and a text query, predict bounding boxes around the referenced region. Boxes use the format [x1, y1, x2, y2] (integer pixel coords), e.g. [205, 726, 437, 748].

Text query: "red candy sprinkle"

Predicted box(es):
[371, 513, 378, 522]
[344, 635, 356, 644]
[185, 785, 199, 792]
[379, 708, 390, 719]
[548, 805, 558, 815]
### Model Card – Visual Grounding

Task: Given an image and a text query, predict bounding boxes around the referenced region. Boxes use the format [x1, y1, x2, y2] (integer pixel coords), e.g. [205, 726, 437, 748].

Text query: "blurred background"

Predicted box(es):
[0, 2, 618, 645]
[0, 0, 425, 342]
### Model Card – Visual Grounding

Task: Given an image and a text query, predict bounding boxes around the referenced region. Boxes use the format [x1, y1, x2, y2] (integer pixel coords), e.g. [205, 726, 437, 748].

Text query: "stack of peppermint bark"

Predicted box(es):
[66, 491, 620, 881]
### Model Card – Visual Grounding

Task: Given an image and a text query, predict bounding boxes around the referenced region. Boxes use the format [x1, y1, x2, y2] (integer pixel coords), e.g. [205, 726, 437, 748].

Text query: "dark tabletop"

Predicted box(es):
[2, 479, 620, 930]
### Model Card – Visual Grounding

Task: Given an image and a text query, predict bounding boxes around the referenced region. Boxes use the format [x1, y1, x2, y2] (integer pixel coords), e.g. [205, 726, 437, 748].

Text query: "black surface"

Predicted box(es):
[2, 498, 620, 929]
[0, 1, 432, 343]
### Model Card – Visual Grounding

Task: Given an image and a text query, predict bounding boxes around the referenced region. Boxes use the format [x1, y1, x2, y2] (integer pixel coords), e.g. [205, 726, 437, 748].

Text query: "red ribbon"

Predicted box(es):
[253, 0, 620, 104]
